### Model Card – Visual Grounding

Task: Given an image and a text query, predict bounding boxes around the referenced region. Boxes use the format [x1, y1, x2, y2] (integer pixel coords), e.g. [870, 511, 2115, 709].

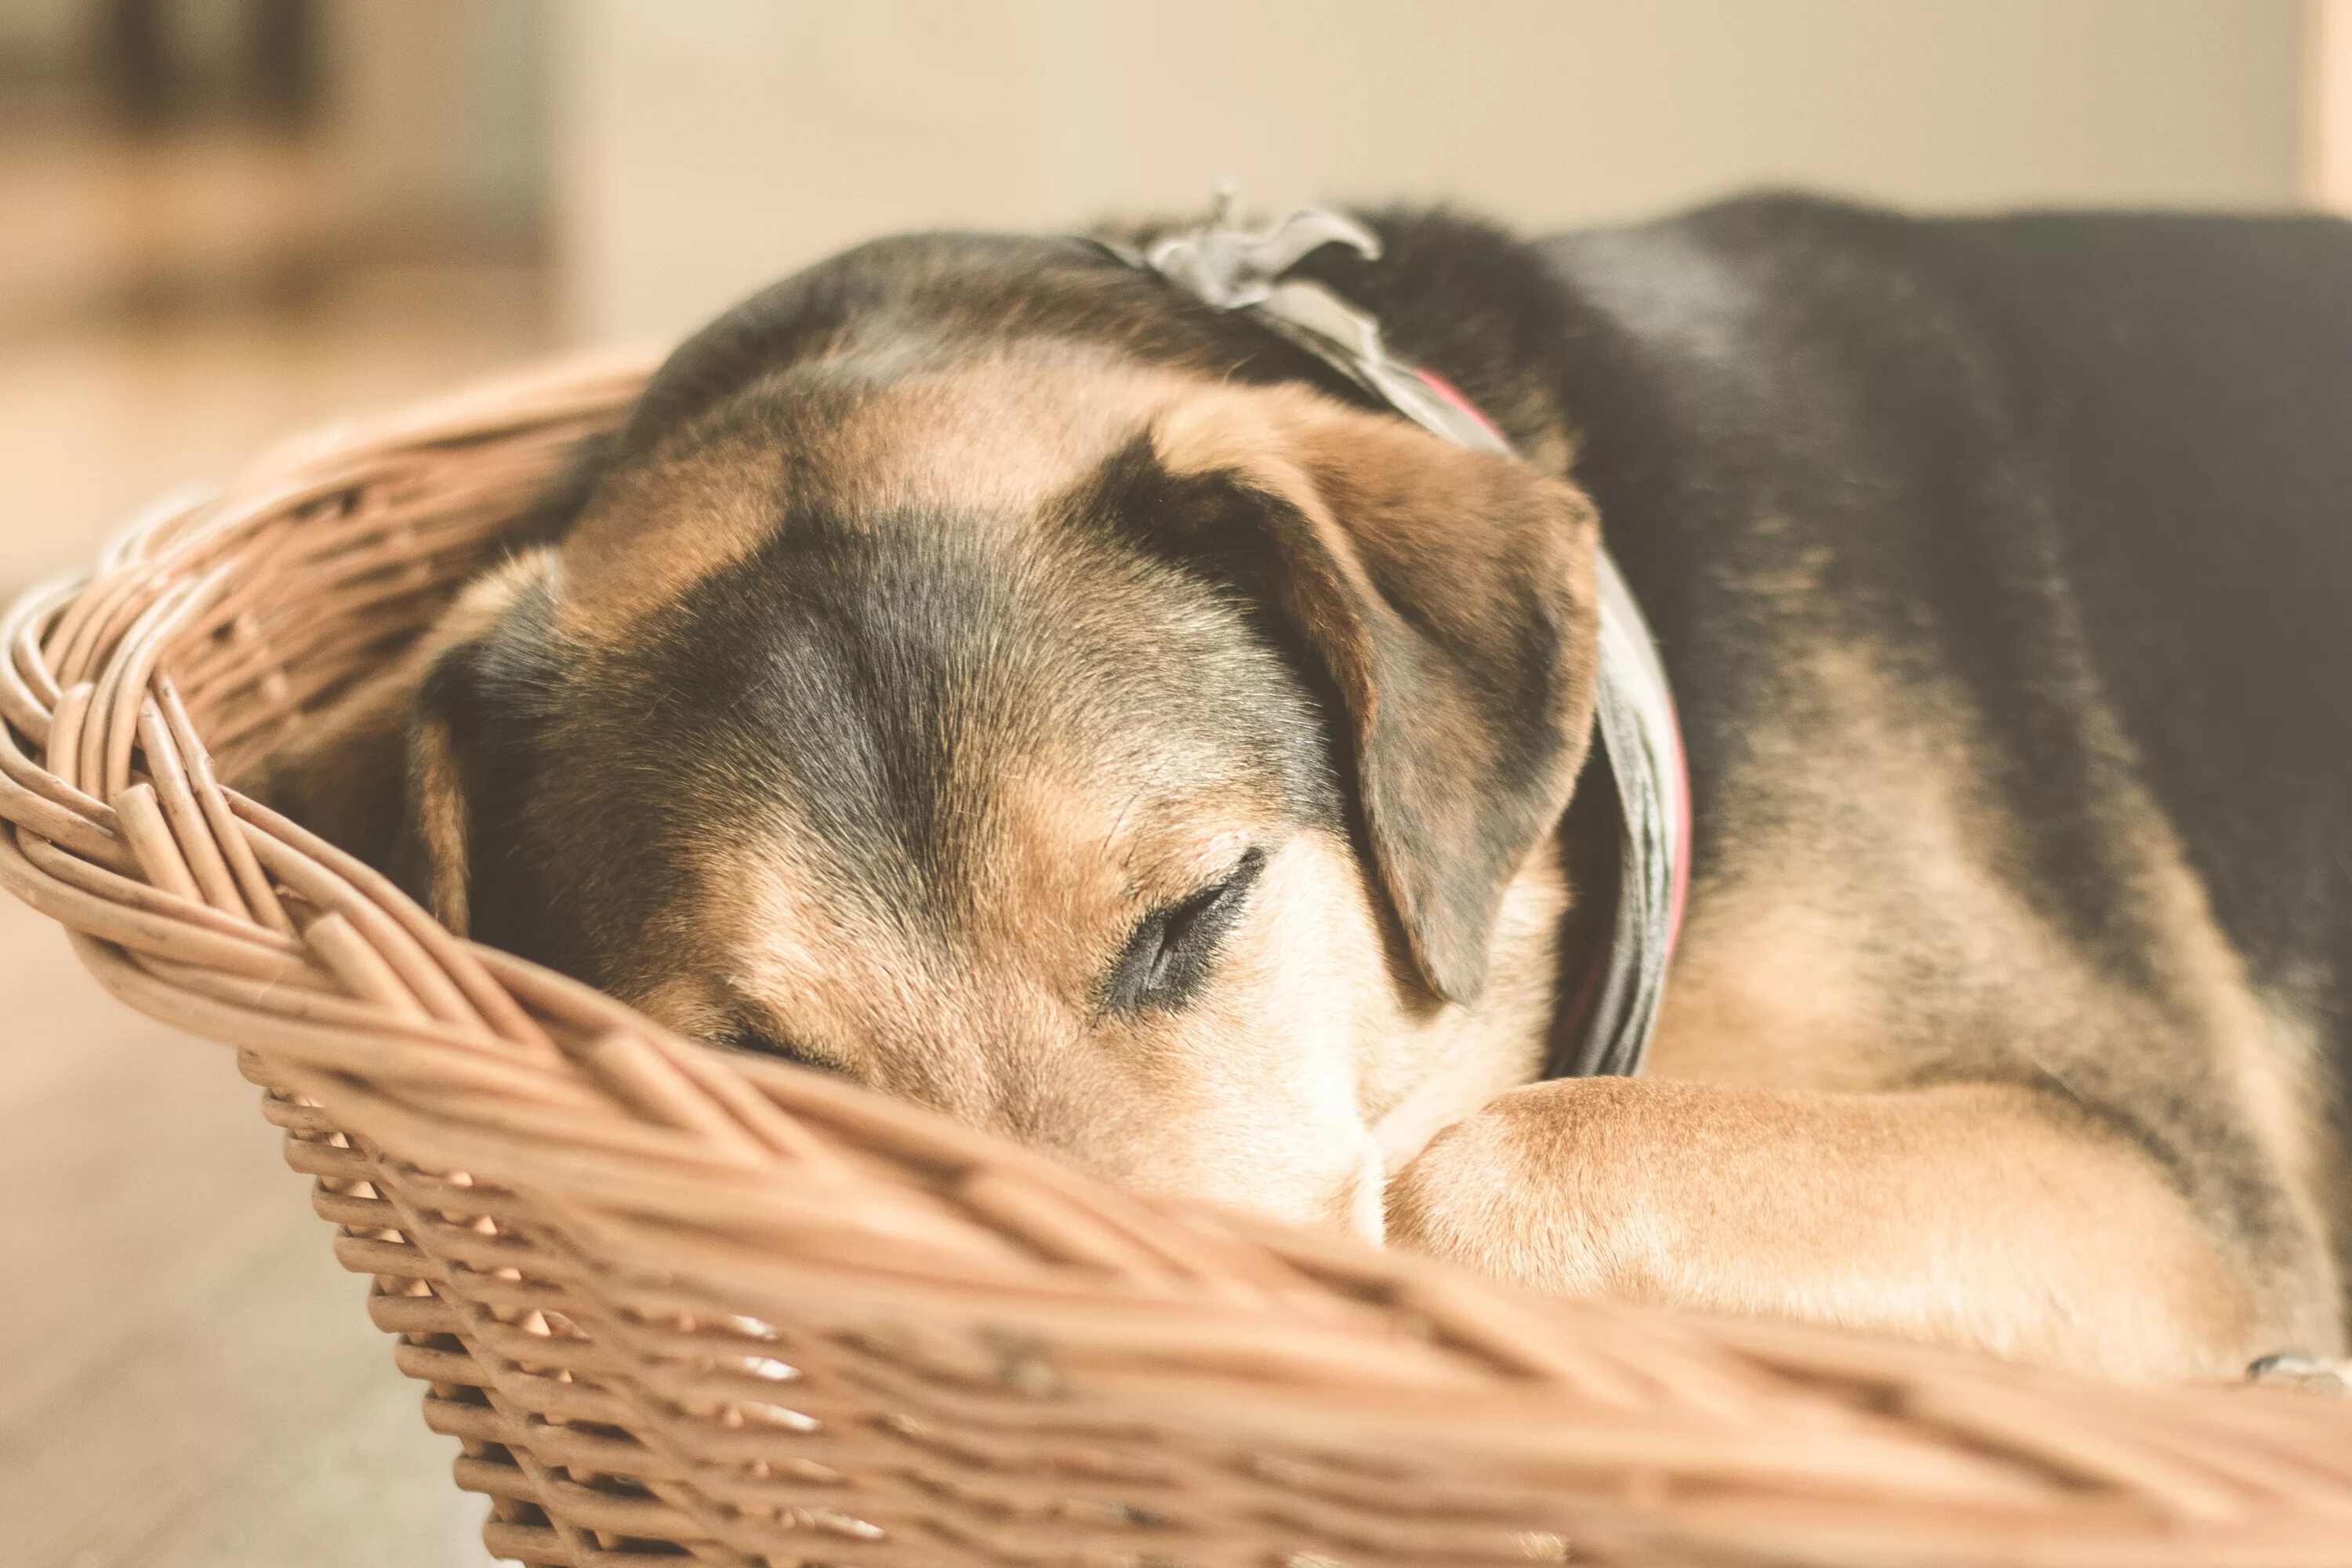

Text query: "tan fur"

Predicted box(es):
[558, 355, 1200, 637]
[1518, 620, 2348, 1372]
[407, 710, 471, 935]
[807, 357, 1200, 520]
[554, 426, 782, 637]
[1386, 1077, 2259, 1380]
[1152, 384, 1602, 762]
[1362, 848, 1566, 1167]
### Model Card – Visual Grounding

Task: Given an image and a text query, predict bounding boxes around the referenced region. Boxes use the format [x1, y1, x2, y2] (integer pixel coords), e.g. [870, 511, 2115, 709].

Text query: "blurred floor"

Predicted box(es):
[0, 259, 557, 1567]
[0, 260, 550, 589]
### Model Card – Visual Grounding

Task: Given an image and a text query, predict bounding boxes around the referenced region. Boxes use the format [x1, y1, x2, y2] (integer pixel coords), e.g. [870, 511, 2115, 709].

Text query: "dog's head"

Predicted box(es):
[277, 229, 1603, 1235]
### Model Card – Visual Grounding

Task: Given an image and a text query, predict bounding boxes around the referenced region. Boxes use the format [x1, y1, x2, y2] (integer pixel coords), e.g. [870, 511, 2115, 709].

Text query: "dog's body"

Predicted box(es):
[267, 194, 2352, 1381]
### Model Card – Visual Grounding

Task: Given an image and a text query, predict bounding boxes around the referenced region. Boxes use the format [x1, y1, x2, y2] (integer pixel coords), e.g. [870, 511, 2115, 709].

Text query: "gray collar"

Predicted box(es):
[1089, 201, 1688, 1078]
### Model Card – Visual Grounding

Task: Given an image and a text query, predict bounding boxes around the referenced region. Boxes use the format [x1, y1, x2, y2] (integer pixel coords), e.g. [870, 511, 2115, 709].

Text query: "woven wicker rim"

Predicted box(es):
[5, 352, 2350, 1568]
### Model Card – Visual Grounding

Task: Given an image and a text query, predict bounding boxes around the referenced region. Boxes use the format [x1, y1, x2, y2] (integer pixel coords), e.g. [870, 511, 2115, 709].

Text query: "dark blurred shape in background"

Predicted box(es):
[0, 0, 555, 596]
[1, 0, 546, 330]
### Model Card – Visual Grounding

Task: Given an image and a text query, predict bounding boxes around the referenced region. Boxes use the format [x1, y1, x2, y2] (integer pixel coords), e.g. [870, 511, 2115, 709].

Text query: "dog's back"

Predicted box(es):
[1921, 209, 2352, 1002]
[1538, 196, 2352, 1319]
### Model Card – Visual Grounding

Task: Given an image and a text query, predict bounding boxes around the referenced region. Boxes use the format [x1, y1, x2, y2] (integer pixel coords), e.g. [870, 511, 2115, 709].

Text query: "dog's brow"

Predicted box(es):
[1098, 753, 1187, 868]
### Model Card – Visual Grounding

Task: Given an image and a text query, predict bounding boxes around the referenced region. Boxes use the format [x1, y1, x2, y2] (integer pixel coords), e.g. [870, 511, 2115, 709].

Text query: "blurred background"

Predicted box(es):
[2, 3, 2347, 1563]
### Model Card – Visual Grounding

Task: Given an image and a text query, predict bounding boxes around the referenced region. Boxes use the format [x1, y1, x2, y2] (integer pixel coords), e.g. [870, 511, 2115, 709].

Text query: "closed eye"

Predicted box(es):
[716, 1022, 844, 1075]
[1100, 847, 1267, 1016]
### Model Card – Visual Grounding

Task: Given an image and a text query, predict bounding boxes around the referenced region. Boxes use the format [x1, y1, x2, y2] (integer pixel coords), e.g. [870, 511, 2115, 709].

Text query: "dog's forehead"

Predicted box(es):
[556, 354, 1204, 638]
[525, 348, 1345, 1008]
[558, 474, 1334, 1011]
[600, 571, 1310, 1022]
[629, 492, 1304, 866]
[706, 746, 1277, 991]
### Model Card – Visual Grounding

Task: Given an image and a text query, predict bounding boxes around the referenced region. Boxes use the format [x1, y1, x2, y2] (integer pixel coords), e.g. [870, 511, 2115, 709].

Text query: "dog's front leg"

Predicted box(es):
[1383, 1076, 2292, 1381]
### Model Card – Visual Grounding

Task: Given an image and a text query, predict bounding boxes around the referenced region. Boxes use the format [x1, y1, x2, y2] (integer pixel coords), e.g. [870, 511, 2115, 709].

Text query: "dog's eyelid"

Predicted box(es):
[1170, 844, 1266, 920]
[716, 1020, 843, 1074]
[1103, 844, 1268, 1015]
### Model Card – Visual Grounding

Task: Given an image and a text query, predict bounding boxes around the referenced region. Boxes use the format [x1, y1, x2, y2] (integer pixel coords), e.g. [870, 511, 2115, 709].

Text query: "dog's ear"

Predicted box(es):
[1140, 387, 1601, 1003]
[251, 434, 603, 920]
[392, 549, 564, 938]
[251, 550, 560, 938]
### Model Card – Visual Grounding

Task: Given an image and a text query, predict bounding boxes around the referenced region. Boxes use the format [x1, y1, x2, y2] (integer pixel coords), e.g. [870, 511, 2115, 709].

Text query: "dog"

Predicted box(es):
[260, 194, 2352, 1382]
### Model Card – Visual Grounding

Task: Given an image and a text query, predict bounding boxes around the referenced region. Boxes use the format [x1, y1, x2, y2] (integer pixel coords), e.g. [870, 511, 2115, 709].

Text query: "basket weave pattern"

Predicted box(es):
[5, 357, 2351, 1568]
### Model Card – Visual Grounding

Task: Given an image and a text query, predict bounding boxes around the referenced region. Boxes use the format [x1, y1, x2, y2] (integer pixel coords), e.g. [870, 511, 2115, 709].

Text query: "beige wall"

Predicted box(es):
[2311, 0, 2352, 208]
[554, 0, 2309, 341]
[322, 0, 550, 249]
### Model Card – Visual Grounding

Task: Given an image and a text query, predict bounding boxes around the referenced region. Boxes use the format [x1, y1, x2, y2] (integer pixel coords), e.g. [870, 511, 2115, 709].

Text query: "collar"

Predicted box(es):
[1088, 201, 1689, 1078]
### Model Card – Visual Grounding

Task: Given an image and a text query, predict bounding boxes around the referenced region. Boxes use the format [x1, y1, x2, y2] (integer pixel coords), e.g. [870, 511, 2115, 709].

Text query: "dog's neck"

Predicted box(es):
[1281, 208, 1582, 476]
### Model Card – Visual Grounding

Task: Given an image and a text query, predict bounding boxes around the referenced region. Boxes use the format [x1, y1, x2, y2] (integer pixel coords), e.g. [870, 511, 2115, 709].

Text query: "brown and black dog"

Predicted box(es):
[263, 195, 2352, 1383]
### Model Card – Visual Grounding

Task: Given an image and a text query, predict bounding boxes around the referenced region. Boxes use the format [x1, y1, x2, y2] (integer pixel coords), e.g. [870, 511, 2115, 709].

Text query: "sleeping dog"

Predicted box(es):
[263, 194, 2352, 1382]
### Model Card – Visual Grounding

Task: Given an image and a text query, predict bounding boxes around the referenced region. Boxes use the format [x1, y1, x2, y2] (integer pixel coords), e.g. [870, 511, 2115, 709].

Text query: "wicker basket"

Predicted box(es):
[5, 354, 2351, 1568]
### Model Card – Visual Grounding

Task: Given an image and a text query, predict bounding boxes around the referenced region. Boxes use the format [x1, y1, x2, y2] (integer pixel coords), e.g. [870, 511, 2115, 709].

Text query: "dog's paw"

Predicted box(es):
[1381, 1080, 1642, 1296]
[2245, 1353, 2350, 1395]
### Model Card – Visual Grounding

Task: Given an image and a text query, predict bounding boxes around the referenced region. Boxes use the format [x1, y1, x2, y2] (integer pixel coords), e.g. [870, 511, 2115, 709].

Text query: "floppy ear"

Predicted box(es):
[393, 549, 565, 938]
[1147, 387, 1601, 1003]
[400, 653, 479, 937]
[249, 549, 560, 938]
[254, 423, 608, 922]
